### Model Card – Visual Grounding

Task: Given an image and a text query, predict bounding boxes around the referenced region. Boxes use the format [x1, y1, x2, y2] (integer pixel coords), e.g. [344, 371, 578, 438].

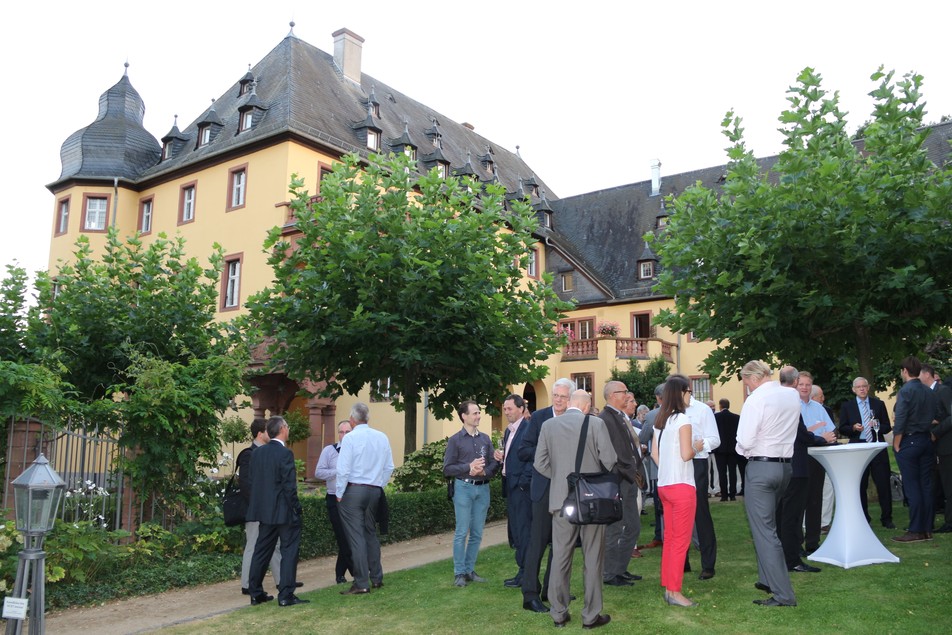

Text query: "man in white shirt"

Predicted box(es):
[337, 403, 395, 595]
[736, 360, 799, 607]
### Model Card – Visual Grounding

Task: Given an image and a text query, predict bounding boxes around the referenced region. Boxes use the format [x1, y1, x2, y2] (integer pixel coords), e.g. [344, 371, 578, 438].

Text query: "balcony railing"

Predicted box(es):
[561, 337, 676, 363]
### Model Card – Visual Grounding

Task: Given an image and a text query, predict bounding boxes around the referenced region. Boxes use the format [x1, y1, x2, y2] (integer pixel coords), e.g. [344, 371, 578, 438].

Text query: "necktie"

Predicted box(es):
[860, 400, 873, 442]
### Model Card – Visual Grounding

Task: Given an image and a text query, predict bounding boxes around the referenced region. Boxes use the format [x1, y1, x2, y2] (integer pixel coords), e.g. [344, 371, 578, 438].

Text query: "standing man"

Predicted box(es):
[930, 369, 952, 533]
[443, 400, 501, 587]
[776, 366, 833, 574]
[601, 380, 644, 587]
[714, 399, 741, 502]
[337, 402, 395, 594]
[535, 390, 617, 629]
[797, 371, 834, 554]
[246, 416, 307, 607]
[891, 357, 937, 542]
[238, 418, 282, 597]
[314, 420, 355, 584]
[670, 373, 720, 580]
[640, 384, 665, 549]
[736, 360, 799, 607]
[518, 378, 575, 612]
[501, 394, 533, 589]
[837, 377, 895, 529]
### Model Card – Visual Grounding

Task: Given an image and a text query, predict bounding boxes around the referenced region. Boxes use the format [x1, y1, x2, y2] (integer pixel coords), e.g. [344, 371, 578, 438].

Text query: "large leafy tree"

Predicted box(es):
[247, 153, 570, 455]
[653, 68, 952, 390]
[29, 230, 245, 507]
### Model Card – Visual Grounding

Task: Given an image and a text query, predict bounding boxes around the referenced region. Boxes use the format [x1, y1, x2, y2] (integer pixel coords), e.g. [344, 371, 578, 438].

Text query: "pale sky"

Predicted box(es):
[3, 1, 951, 279]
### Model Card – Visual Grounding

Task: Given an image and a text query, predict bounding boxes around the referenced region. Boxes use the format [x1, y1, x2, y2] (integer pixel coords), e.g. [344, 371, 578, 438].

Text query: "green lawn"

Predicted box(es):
[162, 498, 949, 634]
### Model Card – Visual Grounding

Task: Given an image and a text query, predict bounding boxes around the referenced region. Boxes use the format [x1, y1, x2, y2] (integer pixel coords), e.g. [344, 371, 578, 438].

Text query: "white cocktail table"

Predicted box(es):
[807, 443, 900, 568]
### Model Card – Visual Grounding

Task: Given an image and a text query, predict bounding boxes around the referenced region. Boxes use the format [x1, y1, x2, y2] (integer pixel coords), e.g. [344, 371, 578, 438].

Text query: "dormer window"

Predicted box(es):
[639, 261, 655, 279]
[367, 129, 380, 151]
[198, 125, 211, 147]
[162, 142, 173, 160]
[239, 82, 252, 96]
[240, 111, 254, 132]
[437, 162, 448, 179]
[543, 212, 552, 228]
[656, 216, 668, 229]
[404, 145, 416, 161]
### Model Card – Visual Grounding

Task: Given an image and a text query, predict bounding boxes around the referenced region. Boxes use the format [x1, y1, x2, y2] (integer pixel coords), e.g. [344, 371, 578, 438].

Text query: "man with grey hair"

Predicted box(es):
[601, 380, 644, 586]
[736, 361, 799, 606]
[337, 402, 394, 595]
[519, 377, 575, 612]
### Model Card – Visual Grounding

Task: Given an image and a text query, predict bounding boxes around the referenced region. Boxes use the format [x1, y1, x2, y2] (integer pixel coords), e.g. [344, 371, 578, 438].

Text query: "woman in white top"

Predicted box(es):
[652, 376, 704, 608]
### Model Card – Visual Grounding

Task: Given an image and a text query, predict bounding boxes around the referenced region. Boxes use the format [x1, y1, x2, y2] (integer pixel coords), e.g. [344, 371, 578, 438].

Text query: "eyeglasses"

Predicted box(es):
[684, 389, 693, 393]
[612, 390, 627, 395]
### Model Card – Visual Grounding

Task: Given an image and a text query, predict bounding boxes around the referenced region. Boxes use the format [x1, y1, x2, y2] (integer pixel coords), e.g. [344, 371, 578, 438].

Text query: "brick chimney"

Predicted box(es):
[650, 159, 662, 196]
[332, 28, 364, 84]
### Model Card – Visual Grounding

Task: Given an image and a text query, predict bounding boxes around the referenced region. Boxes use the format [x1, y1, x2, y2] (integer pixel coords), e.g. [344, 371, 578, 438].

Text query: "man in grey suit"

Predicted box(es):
[534, 390, 617, 630]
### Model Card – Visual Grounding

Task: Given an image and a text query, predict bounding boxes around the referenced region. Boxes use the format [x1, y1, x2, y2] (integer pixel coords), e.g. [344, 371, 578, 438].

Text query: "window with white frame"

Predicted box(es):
[437, 162, 448, 179]
[371, 377, 393, 402]
[367, 129, 380, 151]
[139, 198, 153, 234]
[180, 184, 196, 223]
[222, 256, 242, 310]
[561, 271, 574, 292]
[56, 198, 70, 235]
[198, 126, 211, 146]
[527, 249, 538, 278]
[83, 196, 108, 231]
[639, 261, 654, 279]
[692, 376, 712, 403]
[230, 168, 247, 209]
[240, 111, 254, 132]
[572, 372, 594, 394]
[632, 312, 651, 338]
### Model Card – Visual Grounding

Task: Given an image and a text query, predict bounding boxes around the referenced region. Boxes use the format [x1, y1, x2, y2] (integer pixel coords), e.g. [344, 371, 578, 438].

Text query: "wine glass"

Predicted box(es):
[871, 418, 880, 438]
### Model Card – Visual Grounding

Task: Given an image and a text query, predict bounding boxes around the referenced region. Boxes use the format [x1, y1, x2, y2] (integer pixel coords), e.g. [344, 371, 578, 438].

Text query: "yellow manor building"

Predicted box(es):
[46, 27, 753, 472]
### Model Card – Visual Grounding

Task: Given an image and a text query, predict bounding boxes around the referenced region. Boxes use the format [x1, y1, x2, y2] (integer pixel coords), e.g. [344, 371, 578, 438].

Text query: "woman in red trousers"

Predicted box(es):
[652, 376, 704, 608]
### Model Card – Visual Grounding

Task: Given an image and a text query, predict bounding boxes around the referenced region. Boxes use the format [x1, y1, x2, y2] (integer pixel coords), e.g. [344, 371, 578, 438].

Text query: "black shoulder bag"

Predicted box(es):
[561, 415, 623, 525]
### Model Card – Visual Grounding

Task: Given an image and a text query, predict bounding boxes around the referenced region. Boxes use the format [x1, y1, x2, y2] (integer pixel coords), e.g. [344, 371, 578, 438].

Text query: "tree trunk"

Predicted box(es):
[854, 323, 875, 390]
[403, 366, 419, 456]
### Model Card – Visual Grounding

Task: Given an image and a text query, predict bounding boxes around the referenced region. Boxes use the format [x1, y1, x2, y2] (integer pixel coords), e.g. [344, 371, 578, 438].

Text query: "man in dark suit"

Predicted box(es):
[930, 371, 952, 532]
[246, 415, 308, 607]
[714, 399, 741, 501]
[600, 380, 644, 587]
[837, 376, 895, 528]
[501, 394, 533, 589]
[518, 377, 574, 613]
[534, 390, 617, 629]
[238, 418, 282, 595]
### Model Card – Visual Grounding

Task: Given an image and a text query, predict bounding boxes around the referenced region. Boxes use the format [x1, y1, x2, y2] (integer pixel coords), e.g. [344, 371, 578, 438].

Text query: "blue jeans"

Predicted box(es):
[895, 433, 935, 533]
[452, 479, 491, 575]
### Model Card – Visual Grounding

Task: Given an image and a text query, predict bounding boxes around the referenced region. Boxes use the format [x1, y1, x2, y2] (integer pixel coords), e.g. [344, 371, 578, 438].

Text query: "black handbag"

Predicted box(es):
[561, 415, 623, 525]
[222, 472, 247, 526]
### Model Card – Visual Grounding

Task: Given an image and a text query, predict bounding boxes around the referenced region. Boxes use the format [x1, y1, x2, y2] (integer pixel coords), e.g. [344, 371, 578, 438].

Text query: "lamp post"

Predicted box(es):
[4, 454, 65, 635]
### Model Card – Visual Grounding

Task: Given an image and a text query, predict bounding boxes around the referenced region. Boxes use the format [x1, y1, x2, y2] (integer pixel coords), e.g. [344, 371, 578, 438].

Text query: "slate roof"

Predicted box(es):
[50, 33, 553, 201]
[56, 70, 162, 183]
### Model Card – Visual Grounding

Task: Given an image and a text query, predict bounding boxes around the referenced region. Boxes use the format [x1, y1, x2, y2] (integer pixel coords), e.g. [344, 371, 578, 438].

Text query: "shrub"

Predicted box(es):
[391, 437, 449, 492]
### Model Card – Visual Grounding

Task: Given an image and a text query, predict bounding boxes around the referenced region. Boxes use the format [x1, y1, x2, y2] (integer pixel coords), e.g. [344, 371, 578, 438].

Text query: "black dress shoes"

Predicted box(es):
[523, 598, 549, 613]
[336, 576, 347, 584]
[583, 614, 612, 629]
[789, 563, 821, 573]
[250, 593, 274, 605]
[754, 582, 772, 593]
[340, 584, 370, 595]
[882, 520, 897, 529]
[294, 581, 304, 588]
[504, 576, 523, 588]
[279, 594, 310, 606]
[620, 571, 643, 581]
[754, 597, 796, 607]
[604, 575, 634, 586]
[553, 614, 571, 628]
[698, 570, 715, 580]
[241, 587, 250, 595]
[371, 580, 384, 589]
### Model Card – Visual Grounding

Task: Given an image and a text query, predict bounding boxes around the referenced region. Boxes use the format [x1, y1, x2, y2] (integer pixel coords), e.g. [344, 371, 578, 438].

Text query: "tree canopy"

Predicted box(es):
[652, 67, 952, 390]
[246, 153, 571, 454]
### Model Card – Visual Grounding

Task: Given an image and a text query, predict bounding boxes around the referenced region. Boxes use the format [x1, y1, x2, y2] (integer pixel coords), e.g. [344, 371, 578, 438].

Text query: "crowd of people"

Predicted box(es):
[234, 355, 950, 625]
